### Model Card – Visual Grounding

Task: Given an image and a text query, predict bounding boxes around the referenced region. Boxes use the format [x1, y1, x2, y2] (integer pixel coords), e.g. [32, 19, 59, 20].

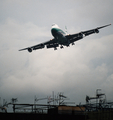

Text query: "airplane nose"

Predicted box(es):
[52, 23, 56, 27]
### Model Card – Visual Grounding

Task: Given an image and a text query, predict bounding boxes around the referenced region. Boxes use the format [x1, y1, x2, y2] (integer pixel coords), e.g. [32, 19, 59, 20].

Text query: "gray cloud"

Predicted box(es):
[0, 0, 113, 111]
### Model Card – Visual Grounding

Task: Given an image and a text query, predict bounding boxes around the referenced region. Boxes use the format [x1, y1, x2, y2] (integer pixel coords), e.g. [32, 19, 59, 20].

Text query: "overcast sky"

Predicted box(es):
[0, 0, 113, 112]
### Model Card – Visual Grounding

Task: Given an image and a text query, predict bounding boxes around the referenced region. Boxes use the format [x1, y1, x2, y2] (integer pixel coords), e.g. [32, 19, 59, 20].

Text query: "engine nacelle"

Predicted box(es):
[94, 29, 99, 33]
[78, 33, 83, 38]
[33, 44, 45, 50]
[28, 48, 32, 52]
[40, 44, 45, 48]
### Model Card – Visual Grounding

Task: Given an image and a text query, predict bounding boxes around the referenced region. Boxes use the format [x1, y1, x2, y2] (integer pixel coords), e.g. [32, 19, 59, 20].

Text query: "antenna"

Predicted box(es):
[11, 98, 18, 104]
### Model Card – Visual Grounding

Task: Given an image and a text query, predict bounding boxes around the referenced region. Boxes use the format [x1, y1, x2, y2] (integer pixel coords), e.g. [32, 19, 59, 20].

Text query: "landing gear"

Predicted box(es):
[54, 47, 57, 50]
[66, 44, 70, 47]
[60, 45, 64, 49]
[72, 42, 75, 45]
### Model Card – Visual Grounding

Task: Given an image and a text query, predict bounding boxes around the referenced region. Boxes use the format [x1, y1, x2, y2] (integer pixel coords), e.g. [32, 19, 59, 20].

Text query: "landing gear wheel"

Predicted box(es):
[72, 42, 75, 45]
[60, 46, 64, 49]
[54, 47, 57, 50]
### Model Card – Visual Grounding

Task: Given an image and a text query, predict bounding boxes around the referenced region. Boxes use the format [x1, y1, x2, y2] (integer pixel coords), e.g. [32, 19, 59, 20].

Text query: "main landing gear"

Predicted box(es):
[72, 42, 75, 45]
[54, 47, 57, 50]
[60, 45, 64, 49]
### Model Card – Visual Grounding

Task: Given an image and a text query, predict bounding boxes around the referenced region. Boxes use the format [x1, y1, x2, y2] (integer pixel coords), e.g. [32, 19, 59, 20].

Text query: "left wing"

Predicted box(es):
[66, 24, 111, 43]
[19, 38, 58, 52]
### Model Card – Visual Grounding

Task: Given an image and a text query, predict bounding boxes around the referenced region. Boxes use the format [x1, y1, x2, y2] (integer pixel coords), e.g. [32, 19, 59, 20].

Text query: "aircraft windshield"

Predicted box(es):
[52, 24, 59, 28]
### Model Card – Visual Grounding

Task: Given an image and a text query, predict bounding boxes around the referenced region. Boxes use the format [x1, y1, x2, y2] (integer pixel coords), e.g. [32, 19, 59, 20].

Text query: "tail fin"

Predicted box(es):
[65, 26, 68, 35]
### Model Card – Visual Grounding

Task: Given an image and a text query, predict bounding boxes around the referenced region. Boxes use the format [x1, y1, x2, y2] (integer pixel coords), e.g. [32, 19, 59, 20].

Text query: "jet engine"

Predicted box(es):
[28, 48, 32, 52]
[78, 33, 83, 38]
[33, 44, 45, 50]
[40, 44, 45, 48]
[94, 29, 99, 33]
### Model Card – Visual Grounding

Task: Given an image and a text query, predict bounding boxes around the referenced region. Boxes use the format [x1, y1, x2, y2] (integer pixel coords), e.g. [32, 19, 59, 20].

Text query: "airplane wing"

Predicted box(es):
[66, 24, 111, 43]
[19, 38, 59, 52]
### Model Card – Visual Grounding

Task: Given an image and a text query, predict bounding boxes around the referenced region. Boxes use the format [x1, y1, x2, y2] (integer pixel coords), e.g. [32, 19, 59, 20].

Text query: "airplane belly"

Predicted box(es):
[58, 36, 67, 44]
[57, 33, 68, 45]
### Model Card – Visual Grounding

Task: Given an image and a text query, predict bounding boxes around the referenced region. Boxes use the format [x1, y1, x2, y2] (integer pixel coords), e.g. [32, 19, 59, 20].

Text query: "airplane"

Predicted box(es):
[19, 23, 111, 52]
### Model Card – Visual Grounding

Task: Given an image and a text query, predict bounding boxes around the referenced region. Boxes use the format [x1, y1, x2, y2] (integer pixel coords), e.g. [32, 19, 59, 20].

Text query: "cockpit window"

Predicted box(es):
[52, 24, 59, 28]
[52, 23, 56, 26]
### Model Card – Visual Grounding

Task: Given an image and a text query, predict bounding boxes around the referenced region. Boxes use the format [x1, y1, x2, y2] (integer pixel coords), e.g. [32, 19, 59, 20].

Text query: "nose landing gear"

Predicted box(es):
[54, 47, 57, 50]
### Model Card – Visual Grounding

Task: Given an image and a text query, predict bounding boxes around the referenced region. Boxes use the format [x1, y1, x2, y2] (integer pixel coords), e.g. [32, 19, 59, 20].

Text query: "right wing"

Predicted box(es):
[65, 24, 111, 44]
[19, 38, 59, 52]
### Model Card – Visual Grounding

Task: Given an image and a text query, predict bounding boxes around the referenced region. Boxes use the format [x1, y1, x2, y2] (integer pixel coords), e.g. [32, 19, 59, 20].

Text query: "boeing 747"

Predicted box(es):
[19, 24, 111, 52]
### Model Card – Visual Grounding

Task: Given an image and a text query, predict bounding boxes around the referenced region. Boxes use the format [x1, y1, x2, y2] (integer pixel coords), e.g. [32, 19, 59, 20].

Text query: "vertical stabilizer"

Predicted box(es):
[65, 26, 68, 35]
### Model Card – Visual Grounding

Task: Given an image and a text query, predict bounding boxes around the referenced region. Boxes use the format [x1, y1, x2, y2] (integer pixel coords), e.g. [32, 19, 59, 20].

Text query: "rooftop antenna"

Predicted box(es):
[11, 98, 18, 104]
